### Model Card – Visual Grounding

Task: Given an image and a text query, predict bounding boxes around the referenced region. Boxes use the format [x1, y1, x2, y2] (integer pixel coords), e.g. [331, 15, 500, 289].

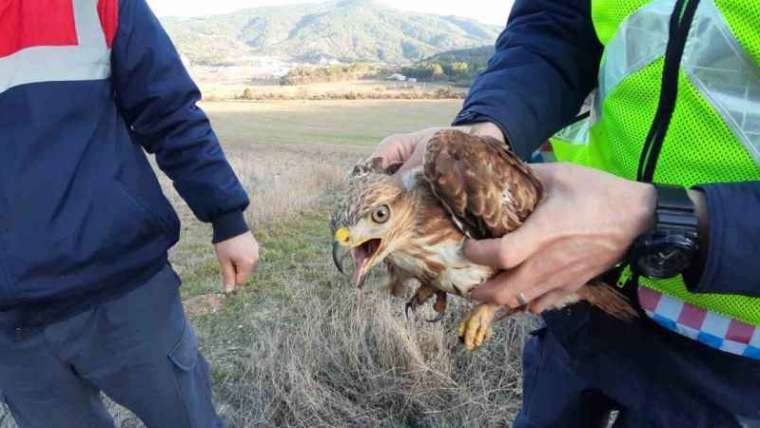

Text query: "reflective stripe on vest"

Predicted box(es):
[558, 0, 760, 167]
[0, 0, 116, 95]
[640, 287, 760, 359]
[551, 0, 760, 359]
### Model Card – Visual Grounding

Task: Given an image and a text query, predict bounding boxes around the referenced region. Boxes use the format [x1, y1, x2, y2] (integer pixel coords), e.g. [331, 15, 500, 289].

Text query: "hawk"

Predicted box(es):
[331, 130, 636, 351]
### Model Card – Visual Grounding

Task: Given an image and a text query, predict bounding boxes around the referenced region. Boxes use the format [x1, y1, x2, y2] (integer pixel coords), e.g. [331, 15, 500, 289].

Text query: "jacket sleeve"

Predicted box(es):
[452, 0, 603, 160]
[111, 0, 249, 243]
[683, 182, 760, 297]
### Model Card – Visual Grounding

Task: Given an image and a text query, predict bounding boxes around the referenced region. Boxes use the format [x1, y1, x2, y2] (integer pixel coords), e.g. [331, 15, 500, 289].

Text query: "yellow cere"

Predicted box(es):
[335, 227, 351, 243]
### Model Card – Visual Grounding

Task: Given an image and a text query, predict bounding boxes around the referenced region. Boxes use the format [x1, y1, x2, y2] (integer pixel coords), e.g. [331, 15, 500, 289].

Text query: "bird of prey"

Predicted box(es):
[331, 130, 636, 351]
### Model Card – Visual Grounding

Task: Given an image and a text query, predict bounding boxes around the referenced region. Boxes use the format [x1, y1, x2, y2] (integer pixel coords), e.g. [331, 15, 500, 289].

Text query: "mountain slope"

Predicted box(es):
[423, 45, 494, 67]
[160, 0, 501, 65]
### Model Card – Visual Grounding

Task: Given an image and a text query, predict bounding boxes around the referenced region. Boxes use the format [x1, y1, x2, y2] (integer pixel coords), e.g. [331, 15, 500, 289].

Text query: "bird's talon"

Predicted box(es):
[404, 301, 416, 321]
[405, 286, 436, 321]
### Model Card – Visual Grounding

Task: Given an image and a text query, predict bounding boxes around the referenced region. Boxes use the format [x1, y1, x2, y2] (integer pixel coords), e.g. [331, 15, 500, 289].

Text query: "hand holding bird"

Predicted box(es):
[332, 130, 639, 351]
[466, 163, 658, 314]
[372, 122, 507, 173]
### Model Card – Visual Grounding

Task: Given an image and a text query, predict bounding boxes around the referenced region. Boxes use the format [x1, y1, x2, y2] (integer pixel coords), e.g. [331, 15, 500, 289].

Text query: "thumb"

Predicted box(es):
[396, 142, 426, 174]
[373, 133, 418, 168]
[221, 259, 236, 294]
[373, 127, 442, 169]
[464, 219, 545, 269]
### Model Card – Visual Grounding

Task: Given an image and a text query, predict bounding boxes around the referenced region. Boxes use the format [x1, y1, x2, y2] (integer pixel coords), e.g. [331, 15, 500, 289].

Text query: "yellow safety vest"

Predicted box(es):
[551, 0, 760, 356]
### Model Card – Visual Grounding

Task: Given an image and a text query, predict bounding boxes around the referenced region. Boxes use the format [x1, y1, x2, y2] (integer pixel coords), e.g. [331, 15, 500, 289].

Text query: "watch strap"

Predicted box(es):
[655, 184, 699, 236]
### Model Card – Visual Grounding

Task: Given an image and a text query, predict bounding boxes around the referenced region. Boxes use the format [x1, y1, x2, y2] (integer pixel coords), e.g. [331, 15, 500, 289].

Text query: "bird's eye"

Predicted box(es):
[372, 205, 391, 224]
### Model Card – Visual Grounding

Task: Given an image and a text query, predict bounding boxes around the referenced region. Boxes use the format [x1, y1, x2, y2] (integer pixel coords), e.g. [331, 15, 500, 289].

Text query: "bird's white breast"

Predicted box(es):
[389, 240, 493, 296]
[433, 241, 493, 295]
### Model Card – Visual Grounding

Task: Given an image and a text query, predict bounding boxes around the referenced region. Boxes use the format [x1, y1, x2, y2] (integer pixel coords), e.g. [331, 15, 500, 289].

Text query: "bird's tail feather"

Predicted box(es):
[579, 283, 639, 321]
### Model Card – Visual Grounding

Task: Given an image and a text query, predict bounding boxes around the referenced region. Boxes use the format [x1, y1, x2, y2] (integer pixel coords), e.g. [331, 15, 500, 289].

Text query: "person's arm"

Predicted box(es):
[684, 182, 760, 297]
[372, 0, 603, 169]
[112, 0, 258, 292]
[453, 0, 603, 160]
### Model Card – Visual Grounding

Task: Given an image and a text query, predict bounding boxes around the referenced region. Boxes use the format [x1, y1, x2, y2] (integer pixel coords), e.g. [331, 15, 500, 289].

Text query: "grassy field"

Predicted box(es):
[0, 100, 534, 427]
[201, 79, 465, 101]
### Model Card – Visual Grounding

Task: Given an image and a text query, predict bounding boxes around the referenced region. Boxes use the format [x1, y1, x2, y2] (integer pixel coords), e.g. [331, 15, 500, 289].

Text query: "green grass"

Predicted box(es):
[189, 206, 339, 354]
[203, 100, 462, 148]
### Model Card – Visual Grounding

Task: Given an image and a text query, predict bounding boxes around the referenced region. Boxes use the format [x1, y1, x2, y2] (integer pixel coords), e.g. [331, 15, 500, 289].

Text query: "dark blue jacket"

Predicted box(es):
[454, 0, 760, 297]
[0, 0, 248, 321]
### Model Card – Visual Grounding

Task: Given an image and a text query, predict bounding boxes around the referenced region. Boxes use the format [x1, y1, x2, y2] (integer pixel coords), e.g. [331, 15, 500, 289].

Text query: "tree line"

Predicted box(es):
[276, 46, 493, 87]
[279, 64, 383, 85]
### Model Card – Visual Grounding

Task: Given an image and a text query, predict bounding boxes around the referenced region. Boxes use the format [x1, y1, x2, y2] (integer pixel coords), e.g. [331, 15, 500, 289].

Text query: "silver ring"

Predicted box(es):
[516, 292, 529, 307]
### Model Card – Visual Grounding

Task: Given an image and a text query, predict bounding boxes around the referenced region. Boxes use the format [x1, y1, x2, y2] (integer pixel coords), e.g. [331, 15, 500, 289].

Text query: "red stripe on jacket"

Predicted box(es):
[97, 0, 118, 48]
[0, 0, 78, 57]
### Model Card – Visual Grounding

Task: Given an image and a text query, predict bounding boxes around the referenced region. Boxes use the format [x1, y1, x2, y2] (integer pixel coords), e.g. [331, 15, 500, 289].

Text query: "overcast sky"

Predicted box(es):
[146, 0, 514, 26]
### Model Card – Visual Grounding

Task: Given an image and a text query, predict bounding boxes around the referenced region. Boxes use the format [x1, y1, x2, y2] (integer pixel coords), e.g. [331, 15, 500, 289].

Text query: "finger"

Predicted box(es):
[464, 239, 508, 268]
[373, 127, 442, 168]
[528, 272, 596, 314]
[396, 142, 426, 173]
[507, 261, 592, 309]
[470, 271, 512, 304]
[235, 259, 254, 286]
[373, 135, 414, 167]
[527, 289, 569, 315]
[374, 132, 425, 168]
[470, 263, 567, 308]
[464, 223, 545, 270]
[221, 260, 236, 294]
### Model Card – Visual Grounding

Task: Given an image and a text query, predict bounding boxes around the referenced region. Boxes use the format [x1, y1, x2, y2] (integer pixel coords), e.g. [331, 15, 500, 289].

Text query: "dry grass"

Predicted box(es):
[0, 100, 533, 427]
[190, 100, 534, 427]
[236, 87, 466, 101]
[207, 280, 534, 427]
[197, 79, 463, 102]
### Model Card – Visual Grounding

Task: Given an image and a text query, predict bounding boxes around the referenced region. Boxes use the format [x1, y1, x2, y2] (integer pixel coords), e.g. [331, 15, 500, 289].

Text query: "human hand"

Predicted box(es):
[214, 231, 260, 294]
[465, 163, 656, 314]
[372, 122, 505, 173]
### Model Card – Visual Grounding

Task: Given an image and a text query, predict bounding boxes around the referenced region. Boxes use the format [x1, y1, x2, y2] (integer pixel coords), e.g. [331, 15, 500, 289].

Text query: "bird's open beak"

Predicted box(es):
[333, 227, 351, 276]
[332, 227, 383, 288]
[332, 241, 348, 275]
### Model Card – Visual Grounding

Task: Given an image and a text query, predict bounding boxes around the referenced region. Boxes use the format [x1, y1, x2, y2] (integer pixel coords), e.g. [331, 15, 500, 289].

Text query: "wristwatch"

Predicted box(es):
[629, 185, 700, 279]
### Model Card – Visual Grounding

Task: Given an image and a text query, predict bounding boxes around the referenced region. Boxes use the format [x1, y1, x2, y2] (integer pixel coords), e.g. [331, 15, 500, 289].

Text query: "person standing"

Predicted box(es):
[0, 0, 259, 426]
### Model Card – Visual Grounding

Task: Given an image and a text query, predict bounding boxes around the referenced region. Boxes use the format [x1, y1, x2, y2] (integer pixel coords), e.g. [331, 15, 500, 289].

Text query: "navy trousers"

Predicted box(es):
[0, 265, 223, 428]
[513, 305, 760, 428]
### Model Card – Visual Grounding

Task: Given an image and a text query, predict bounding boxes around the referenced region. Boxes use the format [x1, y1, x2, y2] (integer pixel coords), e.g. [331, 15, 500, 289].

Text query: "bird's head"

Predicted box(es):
[330, 159, 415, 288]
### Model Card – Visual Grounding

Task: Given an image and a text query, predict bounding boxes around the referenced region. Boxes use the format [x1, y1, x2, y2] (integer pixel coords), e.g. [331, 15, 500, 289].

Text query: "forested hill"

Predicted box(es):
[161, 0, 501, 66]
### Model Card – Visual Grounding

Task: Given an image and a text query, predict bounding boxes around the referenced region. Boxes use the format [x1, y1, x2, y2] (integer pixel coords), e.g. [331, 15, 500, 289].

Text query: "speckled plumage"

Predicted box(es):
[330, 151, 491, 298]
[331, 130, 635, 349]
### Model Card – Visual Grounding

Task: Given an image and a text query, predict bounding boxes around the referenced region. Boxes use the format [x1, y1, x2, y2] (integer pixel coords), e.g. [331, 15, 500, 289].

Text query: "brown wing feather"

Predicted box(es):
[423, 130, 543, 239]
[423, 130, 637, 321]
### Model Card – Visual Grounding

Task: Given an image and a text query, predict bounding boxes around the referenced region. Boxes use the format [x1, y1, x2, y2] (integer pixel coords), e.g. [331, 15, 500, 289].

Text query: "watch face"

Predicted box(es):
[637, 247, 692, 279]
[631, 185, 700, 280]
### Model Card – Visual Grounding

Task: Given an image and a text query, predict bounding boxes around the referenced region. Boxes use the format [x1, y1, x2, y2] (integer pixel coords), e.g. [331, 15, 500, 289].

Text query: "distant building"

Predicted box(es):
[386, 73, 407, 81]
[316, 56, 340, 66]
